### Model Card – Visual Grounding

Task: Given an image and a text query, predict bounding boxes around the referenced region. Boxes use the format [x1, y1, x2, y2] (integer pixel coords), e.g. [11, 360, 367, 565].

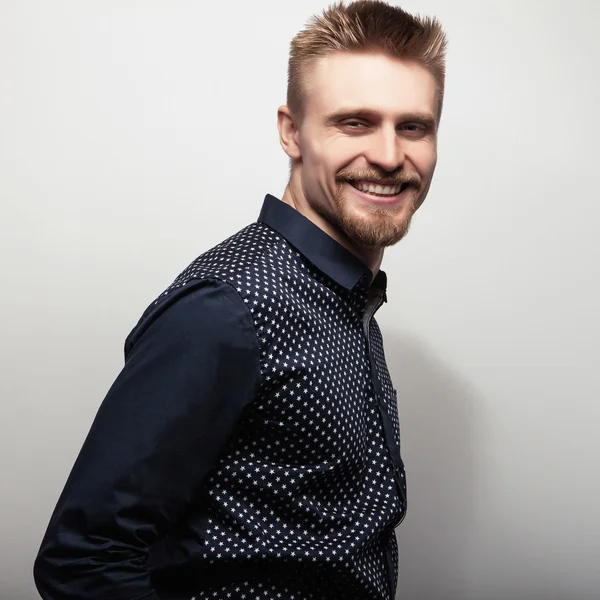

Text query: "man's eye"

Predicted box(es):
[343, 121, 367, 128]
[399, 123, 427, 134]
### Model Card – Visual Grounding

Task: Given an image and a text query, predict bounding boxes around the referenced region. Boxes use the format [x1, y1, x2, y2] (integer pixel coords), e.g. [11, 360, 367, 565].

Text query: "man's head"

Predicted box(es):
[278, 0, 447, 254]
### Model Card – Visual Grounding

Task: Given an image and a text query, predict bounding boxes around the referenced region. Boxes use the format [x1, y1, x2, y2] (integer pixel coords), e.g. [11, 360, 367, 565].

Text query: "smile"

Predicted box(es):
[348, 180, 409, 198]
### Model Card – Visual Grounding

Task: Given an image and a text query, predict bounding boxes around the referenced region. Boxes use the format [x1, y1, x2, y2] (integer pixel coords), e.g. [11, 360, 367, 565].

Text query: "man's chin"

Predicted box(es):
[338, 208, 414, 249]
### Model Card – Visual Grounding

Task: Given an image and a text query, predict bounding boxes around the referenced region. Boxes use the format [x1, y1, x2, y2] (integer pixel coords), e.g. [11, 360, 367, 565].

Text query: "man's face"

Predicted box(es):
[296, 51, 439, 248]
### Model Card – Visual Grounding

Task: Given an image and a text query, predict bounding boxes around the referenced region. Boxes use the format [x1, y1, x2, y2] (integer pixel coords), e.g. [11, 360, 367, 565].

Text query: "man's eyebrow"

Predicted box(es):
[326, 108, 437, 127]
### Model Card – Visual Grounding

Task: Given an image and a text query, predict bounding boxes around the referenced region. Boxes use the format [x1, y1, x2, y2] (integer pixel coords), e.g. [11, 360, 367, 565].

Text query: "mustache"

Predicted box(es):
[335, 167, 420, 186]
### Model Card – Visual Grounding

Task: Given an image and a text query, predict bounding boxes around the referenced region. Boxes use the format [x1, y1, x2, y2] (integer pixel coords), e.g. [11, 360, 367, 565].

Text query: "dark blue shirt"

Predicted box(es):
[34, 195, 407, 600]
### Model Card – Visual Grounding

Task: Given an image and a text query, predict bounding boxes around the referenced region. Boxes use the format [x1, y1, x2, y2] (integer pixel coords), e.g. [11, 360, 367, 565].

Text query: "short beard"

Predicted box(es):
[314, 175, 420, 249]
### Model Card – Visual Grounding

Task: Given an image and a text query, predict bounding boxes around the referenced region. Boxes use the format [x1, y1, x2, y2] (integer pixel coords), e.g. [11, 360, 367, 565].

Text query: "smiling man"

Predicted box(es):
[279, 46, 441, 272]
[34, 2, 447, 599]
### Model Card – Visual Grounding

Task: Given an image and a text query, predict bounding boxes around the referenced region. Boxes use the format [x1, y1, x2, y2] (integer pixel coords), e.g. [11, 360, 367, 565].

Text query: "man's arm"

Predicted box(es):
[33, 280, 260, 600]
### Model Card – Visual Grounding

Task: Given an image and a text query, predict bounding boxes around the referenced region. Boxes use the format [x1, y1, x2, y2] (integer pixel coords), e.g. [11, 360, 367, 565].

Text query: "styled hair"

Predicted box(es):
[287, 0, 448, 124]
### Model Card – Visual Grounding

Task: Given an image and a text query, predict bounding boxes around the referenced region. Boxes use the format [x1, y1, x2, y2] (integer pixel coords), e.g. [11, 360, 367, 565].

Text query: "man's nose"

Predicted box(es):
[364, 127, 406, 173]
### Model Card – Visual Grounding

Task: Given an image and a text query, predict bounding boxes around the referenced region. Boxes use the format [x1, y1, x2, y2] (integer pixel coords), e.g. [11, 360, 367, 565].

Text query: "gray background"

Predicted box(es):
[1, 1, 599, 598]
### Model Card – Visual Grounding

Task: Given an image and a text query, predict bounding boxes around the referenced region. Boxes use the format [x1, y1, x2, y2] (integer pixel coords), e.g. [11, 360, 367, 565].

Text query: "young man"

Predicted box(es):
[34, 1, 447, 598]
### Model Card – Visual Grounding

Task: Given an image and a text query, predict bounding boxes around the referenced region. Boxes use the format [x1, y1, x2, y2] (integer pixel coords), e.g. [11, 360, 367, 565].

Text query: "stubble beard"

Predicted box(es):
[321, 182, 420, 249]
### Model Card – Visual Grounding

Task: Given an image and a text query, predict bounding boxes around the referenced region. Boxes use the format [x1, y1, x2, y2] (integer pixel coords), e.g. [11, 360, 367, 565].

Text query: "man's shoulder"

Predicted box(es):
[123, 222, 285, 356]
[165, 221, 282, 294]
[123, 276, 254, 359]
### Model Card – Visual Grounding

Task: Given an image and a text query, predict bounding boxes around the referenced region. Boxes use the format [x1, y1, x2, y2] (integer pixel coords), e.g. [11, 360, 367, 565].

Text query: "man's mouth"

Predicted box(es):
[347, 180, 410, 198]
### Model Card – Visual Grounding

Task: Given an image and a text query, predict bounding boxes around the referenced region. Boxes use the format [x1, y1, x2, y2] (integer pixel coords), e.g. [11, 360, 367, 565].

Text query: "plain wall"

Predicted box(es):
[1, 1, 599, 598]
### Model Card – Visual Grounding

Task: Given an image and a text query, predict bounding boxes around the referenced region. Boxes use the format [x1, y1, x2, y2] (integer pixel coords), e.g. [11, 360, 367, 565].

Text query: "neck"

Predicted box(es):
[280, 183, 384, 278]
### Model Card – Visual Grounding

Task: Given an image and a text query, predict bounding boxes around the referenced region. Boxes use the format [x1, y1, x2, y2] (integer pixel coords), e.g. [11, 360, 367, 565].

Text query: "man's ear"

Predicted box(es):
[277, 105, 302, 160]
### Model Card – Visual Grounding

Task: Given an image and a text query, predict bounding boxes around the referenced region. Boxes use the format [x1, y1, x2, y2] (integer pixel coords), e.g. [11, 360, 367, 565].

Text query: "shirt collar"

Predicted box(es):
[258, 194, 386, 293]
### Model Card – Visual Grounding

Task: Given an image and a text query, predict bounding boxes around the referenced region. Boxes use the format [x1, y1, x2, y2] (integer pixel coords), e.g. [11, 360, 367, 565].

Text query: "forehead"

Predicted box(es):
[304, 51, 438, 120]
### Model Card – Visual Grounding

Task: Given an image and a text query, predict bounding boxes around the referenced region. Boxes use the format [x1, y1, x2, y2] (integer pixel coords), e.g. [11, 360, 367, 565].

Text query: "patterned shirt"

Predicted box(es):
[34, 194, 407, 600]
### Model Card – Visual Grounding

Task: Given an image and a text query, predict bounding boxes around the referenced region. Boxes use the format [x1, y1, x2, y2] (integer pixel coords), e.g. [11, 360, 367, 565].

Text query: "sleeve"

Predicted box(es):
[33, 279, 261, 600]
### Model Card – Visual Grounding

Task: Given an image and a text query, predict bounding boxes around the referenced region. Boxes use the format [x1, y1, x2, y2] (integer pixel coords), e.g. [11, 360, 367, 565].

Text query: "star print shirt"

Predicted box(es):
[34, 194, 407, 600]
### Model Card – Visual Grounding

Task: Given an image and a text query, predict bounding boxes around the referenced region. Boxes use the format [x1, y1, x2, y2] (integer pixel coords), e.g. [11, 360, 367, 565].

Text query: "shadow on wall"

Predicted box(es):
[385, 332, 483, 600]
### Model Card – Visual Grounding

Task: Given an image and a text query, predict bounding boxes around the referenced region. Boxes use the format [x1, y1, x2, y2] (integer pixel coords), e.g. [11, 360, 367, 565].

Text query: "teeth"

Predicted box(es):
[354, 182, 403, 196]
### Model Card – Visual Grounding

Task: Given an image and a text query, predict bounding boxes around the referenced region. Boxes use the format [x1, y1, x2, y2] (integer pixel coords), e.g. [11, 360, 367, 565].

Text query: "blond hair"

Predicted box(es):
[287, 0, 448, 124]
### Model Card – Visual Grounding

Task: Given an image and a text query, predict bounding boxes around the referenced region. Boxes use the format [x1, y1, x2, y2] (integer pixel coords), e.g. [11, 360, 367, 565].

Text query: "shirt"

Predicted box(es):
[34, 194, 407, 600]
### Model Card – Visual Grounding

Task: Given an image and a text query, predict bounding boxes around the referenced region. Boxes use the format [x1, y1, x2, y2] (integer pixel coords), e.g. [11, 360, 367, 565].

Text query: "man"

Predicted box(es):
[34, 1, 447, 598]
